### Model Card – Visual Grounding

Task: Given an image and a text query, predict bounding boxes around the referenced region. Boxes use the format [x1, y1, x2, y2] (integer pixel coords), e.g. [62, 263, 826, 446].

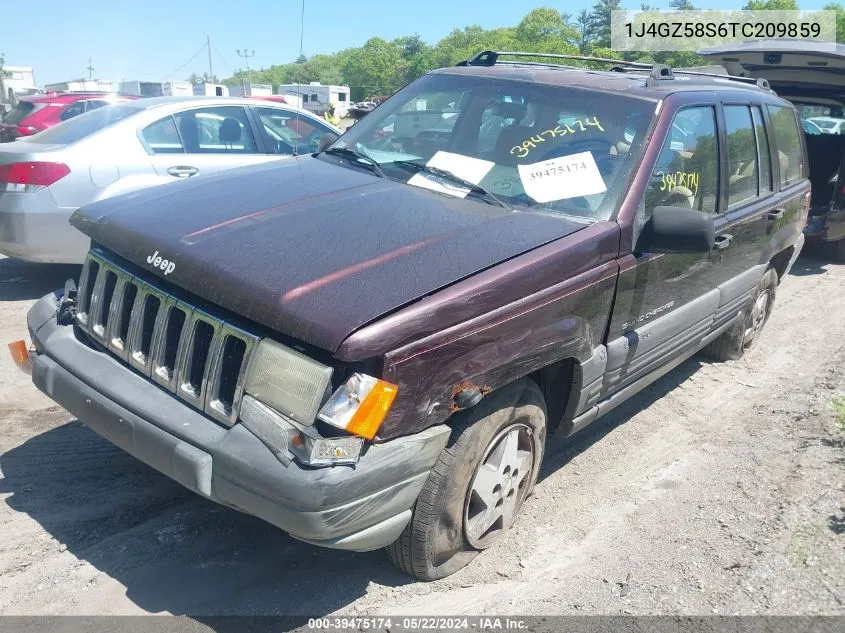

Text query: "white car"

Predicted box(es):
[807, 116, 845, 134]
[0, 96, 340, 264]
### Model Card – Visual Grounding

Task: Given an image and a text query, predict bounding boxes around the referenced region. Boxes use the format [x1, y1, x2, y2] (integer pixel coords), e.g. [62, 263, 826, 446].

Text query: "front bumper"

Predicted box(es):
[0, 193, 89, 263]
[27, 292, 450, 551]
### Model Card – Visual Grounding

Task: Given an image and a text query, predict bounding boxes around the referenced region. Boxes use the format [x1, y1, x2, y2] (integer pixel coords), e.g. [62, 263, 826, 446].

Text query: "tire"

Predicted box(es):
[702, 267, 778, 361]
[385, 378, 547, 581]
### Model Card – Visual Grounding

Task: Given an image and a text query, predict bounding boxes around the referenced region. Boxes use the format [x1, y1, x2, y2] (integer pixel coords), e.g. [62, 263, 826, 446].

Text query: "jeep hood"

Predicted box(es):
[71, 156, 587, 352]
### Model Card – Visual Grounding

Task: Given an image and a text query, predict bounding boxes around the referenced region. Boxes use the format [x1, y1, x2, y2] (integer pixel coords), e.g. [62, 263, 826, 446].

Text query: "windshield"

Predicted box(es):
[21, 103, 139, 145]
[331, 73, 655, 221]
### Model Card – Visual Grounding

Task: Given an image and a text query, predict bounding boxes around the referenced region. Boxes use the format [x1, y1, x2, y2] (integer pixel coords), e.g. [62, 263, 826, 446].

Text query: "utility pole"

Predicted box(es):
[86, 58, 95, 80]
[207, 35, 213, 83]
[236, 48, 254, 94]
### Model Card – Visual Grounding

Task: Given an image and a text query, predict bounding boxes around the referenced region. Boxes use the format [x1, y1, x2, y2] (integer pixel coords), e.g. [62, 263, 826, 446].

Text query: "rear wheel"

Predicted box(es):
[703, 267, 778, 361]
[385, 379, 546, 581]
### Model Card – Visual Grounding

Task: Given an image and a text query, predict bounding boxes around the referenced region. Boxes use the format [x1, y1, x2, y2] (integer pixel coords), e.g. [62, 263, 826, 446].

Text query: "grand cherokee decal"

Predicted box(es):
[622, 300, 675, 331]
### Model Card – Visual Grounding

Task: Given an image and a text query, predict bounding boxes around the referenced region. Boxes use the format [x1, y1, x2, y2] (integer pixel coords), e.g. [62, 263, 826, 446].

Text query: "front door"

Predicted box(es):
[603, 104, 733, 397]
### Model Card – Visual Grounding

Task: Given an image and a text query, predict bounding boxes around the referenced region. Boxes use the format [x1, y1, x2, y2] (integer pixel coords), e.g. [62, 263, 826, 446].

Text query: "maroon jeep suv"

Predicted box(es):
[21, 51, 808, 580]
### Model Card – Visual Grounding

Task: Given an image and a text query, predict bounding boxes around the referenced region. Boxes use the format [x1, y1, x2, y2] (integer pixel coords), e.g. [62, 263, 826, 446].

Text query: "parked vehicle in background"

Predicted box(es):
[807, 116, 845, 134]
[0, 92, 140, 143]
[20, 51, 806, 582]
[801, 118, 824, 135]
[700, 40, 845, 260]
[0, 96, 340, 263]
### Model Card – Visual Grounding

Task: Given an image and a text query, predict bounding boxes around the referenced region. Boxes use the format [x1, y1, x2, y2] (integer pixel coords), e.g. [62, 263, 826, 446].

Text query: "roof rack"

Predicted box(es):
[457, 50, 772, 91]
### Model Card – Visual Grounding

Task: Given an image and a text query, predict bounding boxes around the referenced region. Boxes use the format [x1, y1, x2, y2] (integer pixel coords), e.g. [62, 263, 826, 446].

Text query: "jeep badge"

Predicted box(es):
[146, 250, 176, 276]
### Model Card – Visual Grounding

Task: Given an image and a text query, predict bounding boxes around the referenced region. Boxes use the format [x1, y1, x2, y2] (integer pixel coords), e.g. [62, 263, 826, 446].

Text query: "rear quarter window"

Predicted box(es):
[767, 105, 805, 188]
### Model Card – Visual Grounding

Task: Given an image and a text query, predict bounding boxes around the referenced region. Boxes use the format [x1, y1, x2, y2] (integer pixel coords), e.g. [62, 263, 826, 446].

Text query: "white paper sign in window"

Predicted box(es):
[407, 151, 495, 198]
[517, 151, 607, 204]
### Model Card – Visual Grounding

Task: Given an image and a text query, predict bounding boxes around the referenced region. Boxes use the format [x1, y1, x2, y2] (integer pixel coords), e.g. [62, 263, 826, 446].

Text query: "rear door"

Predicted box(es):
[141, 105, 277, 181]
[708, 100, 774, 335]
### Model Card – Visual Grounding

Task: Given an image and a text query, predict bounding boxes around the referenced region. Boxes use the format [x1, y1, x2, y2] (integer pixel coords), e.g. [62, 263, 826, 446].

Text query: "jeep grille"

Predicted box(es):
[74, 251, 257, 427]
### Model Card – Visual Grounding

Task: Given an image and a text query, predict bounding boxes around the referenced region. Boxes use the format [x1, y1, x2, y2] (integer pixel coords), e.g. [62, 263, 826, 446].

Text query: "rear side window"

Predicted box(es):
[646, 106, 720, 215]
[751, 106, 772, 195]
[767, 105, 805, 187]
[2, 101, 37, 125]
[22, 104, 138, 145]
[59, 101, 87, 122]
[142, 116, 184, 154]
[724, 106, 759, 209]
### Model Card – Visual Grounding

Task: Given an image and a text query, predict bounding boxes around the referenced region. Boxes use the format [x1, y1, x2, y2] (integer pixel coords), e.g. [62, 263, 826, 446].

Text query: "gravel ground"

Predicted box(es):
[0, 252, 843, 617]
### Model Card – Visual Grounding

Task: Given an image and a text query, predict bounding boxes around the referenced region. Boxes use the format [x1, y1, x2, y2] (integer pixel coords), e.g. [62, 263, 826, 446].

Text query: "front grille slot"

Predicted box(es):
[111, 282, 138, 354]
[76, 258, 100, 325]
[217, 336, 247, 413]
[92, 270, 118, 337]
[188, 321, 214, 391]
[133, 294, 161, 370]
[151, 304, 187, 389]
[75, 252, 258, 427]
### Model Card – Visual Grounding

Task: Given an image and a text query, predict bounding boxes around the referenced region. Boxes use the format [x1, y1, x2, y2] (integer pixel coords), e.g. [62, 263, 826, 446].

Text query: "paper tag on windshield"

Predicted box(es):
[517, 152, 607, 204]
[426, 151, 494, 184]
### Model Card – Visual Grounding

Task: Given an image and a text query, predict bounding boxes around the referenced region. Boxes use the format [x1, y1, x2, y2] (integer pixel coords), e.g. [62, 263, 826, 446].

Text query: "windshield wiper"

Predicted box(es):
[321, 146, 386, 179]
[392, 160, 507, 208]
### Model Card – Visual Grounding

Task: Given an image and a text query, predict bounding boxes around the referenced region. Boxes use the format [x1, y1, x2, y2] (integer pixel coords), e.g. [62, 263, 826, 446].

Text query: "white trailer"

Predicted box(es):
[192, 82, 229, 97]
[275, 82, 350, 117]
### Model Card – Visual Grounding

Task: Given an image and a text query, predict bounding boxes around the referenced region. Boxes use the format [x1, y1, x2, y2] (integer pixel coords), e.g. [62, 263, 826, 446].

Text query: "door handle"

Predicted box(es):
[713, 234, 733, 250]
[167, 166, 199, 178]
[767, 209, 784, 220]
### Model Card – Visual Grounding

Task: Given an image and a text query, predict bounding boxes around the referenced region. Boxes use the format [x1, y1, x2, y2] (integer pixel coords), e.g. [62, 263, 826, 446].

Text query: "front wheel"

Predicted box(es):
[386, 379, 546, 581]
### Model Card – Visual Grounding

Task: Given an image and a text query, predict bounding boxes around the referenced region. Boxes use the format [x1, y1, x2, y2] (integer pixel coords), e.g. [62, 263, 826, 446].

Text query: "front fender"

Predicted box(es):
[376, 261, 619, 439]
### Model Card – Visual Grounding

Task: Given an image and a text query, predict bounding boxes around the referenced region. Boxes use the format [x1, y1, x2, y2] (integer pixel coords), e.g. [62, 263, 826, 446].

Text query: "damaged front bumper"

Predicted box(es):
[26, 291, 450, 552]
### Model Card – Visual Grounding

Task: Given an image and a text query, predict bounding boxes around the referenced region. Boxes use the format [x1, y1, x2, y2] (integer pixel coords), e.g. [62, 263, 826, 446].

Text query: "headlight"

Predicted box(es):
[244, 338, 333, 425]
[240, 395, 363, 467]
[317, 373, 398, 440]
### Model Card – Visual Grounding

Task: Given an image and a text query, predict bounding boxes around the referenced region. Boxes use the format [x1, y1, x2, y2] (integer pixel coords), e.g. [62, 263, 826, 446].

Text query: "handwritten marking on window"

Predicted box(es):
[657, 170, 700, 196]
[510, 117, 605, 159]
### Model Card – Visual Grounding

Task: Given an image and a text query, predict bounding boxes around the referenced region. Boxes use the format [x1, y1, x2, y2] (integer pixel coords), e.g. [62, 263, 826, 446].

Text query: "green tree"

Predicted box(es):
[0, 53, 8, 79]
[669, 0, 697, 9]
[341, 37, 407, 100]
[587, 0, 624, 49]
[743, 0, 798, 8]
[295, 54, 308, 64]
[575, 9, 592, 53]
[823, 2, 845, 42]
[394, 34, 435, 83]
[514, 7, 580, 53]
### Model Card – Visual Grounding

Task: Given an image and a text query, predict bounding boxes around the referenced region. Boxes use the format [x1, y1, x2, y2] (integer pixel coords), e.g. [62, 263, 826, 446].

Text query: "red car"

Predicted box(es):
[0, 92, 139, 143]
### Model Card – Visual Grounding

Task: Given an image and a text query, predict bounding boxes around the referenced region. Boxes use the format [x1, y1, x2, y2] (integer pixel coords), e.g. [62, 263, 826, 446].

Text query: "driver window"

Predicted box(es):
[255, 107, 332, 155]
[645, 106, 719, 216]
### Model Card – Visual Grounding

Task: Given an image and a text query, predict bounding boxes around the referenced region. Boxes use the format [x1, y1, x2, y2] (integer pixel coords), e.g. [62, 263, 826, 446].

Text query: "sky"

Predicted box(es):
[1, 0, 835, 87]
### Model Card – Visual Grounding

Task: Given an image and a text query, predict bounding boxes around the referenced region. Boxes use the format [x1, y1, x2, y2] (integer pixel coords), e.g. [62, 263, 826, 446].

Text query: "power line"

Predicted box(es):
[210, 40, 234, 74]
[236, 48, 255, 90]
[161, 42, 209, 81]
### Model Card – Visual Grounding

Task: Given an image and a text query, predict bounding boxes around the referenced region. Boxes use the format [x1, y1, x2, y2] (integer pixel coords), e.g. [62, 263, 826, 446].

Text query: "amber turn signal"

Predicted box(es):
[8, 340, 33, 375]
[317, 373, 399, 440]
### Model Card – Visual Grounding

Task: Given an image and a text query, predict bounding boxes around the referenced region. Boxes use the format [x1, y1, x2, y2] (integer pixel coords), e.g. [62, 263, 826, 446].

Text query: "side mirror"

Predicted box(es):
[317, 132, 339, 153]
[637, 206, 715, 254]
